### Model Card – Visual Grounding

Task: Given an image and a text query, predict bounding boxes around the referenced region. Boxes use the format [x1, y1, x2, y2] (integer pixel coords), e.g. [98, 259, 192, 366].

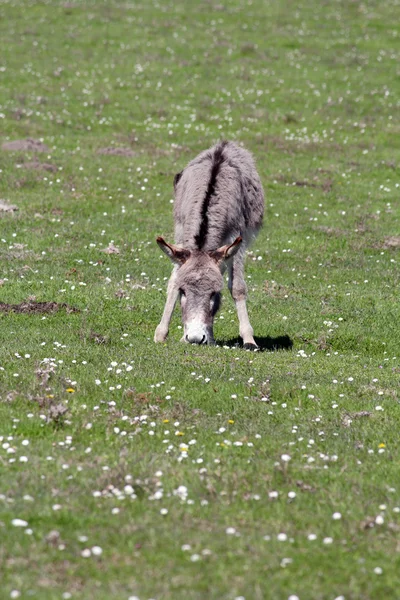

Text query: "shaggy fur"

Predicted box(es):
[155, 141, 265, 347]
[174, 140, 264, 251]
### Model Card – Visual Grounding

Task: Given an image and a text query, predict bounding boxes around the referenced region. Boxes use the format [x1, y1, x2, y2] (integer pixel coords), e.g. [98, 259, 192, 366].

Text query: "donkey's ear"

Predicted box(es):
[156, 237, 191, 265]
[210, 236, 243, 264]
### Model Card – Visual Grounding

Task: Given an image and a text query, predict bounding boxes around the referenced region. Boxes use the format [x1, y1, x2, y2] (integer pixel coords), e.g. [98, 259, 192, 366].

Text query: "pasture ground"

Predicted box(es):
[0, 1, 400, 599]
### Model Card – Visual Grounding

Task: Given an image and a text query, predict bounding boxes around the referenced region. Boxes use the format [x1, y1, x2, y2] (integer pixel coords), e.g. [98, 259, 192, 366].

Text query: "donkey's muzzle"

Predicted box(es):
[185, 333, 206, 345]
[185, 320, 209, 345]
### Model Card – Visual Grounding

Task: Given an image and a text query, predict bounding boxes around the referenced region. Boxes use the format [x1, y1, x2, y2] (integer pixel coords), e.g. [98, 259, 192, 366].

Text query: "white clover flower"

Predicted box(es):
[12, 519, 28, 527]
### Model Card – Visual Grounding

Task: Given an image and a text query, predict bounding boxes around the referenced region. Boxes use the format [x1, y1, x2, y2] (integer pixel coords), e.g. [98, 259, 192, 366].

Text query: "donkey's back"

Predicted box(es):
[174, 140, 264, 252]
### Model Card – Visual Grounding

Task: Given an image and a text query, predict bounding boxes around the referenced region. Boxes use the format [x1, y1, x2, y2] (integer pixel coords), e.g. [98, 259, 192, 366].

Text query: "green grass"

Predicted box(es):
[1, 1, 400, 599]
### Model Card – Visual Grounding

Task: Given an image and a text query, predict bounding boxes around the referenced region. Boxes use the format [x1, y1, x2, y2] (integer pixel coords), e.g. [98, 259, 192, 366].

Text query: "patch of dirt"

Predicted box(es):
[131, 282, 146, 290]
[0, 301, 79, 314]
[359, 384, 397, 399]
[360, 516, 376, 530]
[35, 362, 56, 387]
[321, 179, 334, 193]
[100, 242, 120, 254]
[2, 138, 49, 153]
[11, 108, 26, 121]
[263, 280, 294, 298]
[283, 113, 299, 124]
[1, 246, 39, 260]
[274, 174, 333, 192]
[48, 402, 69, 425]
[296, 480, 316, 492]
[317, 334, 331, 351]
[0, 199, 18, 213]
[1, 391, 18, 403]
[313, 225, 347, 237]
[97, 147, 136, 157]
[381, 236, 400, 249]
[341, 411, 372, 428]
[45, 530, 62, 547]
[29, 389, 68, 425]
[293, 180, 318, 188]
[20, 161, 58, 173]
[124, 389, 162, 408]
[382, 160, 396, 170]
[354, 219, 369, 234]
[89, 331, 108, 344]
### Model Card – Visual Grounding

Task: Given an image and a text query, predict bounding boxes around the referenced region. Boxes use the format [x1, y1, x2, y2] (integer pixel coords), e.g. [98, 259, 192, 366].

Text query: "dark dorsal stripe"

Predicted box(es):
[195, 141, 228, 249]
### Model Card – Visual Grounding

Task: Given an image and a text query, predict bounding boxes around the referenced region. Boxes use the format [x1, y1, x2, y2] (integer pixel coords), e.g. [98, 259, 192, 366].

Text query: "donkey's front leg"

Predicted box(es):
[228, 253, 258, 350]
[154, 267, 179, 343]
[235, 299, 257, 349]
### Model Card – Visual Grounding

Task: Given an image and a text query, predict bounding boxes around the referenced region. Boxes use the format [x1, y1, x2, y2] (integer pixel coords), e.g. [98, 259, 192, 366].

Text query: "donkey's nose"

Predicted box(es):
[185, 333, 206, 345]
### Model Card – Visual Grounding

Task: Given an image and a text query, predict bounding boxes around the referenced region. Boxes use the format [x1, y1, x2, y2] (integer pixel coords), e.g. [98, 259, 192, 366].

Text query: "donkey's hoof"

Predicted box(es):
[243, 343, 258, 351]
[154, 325, 168, 343]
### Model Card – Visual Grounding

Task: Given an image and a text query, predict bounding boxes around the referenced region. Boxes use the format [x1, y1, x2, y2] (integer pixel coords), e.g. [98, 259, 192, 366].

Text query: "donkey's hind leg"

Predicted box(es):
[228, 248, 258, 350]
[154, 266, 179, 342]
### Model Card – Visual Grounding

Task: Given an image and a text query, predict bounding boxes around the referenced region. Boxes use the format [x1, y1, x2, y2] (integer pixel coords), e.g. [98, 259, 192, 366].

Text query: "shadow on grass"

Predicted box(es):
[217, 335, 293, 352]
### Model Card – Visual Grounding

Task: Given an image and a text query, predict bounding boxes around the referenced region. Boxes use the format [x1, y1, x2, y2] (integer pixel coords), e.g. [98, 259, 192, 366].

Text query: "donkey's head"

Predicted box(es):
[157, 236, 242, 344]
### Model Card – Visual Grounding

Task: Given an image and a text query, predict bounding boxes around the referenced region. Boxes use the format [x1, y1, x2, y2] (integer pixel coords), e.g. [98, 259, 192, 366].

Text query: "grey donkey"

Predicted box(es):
[155, 140, 264, 349]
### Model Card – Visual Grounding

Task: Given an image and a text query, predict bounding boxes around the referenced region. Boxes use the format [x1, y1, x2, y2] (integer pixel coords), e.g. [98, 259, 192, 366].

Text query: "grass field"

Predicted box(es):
[1, 1, 400, 599]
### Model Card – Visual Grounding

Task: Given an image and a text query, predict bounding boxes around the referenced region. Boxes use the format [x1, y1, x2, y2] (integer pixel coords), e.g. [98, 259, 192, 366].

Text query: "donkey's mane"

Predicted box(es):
[194, 140, 229, 250]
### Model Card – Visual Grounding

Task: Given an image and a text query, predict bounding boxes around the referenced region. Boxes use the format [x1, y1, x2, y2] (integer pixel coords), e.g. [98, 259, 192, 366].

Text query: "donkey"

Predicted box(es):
[154, 140, 264, 348]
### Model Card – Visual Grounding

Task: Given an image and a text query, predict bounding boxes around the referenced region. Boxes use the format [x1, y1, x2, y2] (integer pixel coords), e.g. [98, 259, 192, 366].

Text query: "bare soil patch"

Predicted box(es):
[341, 411, 372, 428]
[89, 331, 108, 344]
[0, 200, 18, 212]
[263, 280, 296, 298]
[100, 242, 120, 254]
[2, 138, 49, 153]
[0, 301, 79, 314]
[381, 236, 400, 249]
[275, 174, 334, 192]
[21, 161, 58, 173]
[313, 225, 348, 237]
[97, 147, 136, 157]
[296, 480, 316, 493]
